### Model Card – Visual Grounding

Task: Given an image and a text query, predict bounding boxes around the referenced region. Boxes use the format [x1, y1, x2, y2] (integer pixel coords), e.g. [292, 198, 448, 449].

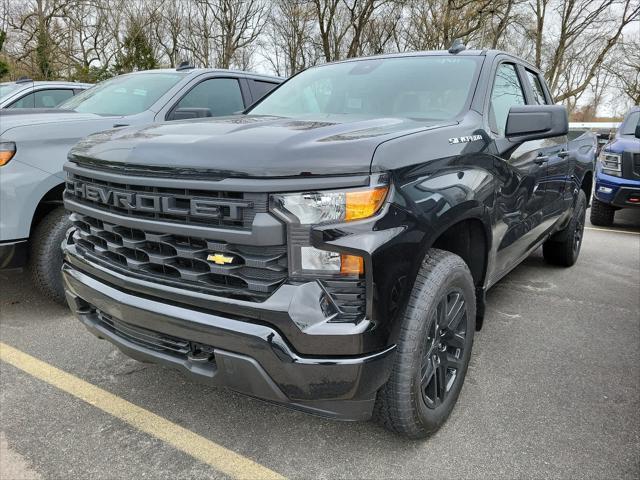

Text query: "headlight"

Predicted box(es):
[599, 151, 621, 176]
[272, 182, 388, 277]
[0, 142, 16, 166]
[272, 185, 388, 225]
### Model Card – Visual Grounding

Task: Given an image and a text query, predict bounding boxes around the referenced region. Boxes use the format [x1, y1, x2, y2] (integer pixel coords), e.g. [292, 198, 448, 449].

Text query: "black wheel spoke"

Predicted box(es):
[445, 293, 465, 331]
[445, 350, 464, 371]
[420, 287, 469, 409]
[421, 355, 435, 384]
[435, 359, 446, 401]
[444, 331, 465, 349]
[437, 299, 446, 330]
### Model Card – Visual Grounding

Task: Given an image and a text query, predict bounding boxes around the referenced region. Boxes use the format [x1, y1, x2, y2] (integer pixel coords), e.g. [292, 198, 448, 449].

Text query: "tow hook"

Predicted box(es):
[187, 343, 216, 364]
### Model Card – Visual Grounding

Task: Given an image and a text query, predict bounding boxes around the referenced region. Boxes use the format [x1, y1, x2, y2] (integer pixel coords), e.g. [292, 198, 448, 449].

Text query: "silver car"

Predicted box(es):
[0, 67, 282, 302]
[0, 79, 92, 109]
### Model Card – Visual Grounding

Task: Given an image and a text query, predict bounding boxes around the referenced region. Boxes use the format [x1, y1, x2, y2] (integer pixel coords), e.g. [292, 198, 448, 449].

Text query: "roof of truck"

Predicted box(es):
[123, 68, 283, 82]
[312, 48, 541, 73]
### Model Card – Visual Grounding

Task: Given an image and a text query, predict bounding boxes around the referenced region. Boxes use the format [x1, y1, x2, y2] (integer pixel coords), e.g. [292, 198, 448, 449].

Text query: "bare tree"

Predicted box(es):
[154, 0, 186, 67]
[6, 0, 70, 79]
[608, 36, 640, 105]
[403, 0, 495, 51]
[265, 0, 317, 76]
[529, 0, 640, 103]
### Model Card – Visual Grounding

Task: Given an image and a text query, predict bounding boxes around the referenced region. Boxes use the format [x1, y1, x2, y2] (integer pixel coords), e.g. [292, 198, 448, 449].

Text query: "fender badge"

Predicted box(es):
[207, 253, 235, 265]
[449, 134, 483, 144]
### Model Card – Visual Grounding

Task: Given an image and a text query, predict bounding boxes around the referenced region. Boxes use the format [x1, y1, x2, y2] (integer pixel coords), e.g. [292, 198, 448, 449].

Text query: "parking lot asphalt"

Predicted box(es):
[1, 209, 639, 480]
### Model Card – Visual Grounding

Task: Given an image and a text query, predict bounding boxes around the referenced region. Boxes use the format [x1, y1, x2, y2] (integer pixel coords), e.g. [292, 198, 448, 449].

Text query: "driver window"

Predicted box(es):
[172, 78, 244, 118]
[490, 63, 526, 135]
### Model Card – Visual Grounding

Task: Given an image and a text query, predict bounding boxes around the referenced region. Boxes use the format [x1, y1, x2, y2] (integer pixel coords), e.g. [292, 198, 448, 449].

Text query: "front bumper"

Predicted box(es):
[62, 259, 395, 421]
[594, 174, 640, 208]
[594, 163, 640, 208]
[0, 239, 28, 269]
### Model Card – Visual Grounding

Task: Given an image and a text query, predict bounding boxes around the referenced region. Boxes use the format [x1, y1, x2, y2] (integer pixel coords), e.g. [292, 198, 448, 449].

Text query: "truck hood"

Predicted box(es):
[69, 115, 454, 177]
[605, 136, 640, 154]
[0, 110, 108, 135]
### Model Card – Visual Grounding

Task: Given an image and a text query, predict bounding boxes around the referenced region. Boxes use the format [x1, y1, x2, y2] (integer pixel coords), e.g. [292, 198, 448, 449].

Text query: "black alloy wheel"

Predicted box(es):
[420, 289, 467, 408]
[374, 249, 475, 438]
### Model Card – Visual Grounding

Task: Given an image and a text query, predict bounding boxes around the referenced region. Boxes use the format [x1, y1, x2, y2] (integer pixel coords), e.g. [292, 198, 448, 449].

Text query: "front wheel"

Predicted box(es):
[29, 207, 72, 305]
[374, 249, 475, 439]
[589, 197, 615, 227]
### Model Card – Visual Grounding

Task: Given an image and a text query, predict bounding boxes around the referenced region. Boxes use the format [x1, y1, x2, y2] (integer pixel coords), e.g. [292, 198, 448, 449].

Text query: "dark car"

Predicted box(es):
[590, 107, 640, 225]
[61, 46, 593, 438]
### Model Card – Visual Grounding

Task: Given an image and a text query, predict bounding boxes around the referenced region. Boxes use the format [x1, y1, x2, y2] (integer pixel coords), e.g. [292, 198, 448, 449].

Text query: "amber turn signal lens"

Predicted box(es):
[0, 142, 16, 166]
[340, 254, 364, 275]
[345, 186, 389, 221]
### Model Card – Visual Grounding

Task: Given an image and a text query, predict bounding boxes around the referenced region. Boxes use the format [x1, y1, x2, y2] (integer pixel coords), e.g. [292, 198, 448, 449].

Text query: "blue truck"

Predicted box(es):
[590, 106, 640, 226]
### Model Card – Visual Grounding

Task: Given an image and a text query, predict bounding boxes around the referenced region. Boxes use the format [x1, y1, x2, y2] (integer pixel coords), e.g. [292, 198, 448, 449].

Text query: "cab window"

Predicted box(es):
[490, 63, 526, 135]
[7, 92, 35, 108]
[34, 89, 74, 107]
[172, 78, 245, 118]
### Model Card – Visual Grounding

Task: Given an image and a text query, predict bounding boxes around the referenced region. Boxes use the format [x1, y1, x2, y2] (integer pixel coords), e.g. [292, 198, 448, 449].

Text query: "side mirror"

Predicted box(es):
[505, 105, 568, 142]
[635, 122, 640, 139]
[168, 107, 212, 121]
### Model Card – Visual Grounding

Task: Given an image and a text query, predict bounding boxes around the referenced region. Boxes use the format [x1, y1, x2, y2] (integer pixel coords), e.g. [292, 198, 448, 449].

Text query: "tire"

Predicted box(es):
[589, 197, 615, 227]
[374, 249, 476, 439]
[29, 207, 72, 305]
[543, 190, 587, 267]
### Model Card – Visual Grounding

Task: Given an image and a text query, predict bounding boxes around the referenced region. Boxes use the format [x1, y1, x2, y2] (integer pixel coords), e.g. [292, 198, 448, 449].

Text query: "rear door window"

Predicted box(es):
[525, 70, 548, 105]
[250, 80, 279, 101]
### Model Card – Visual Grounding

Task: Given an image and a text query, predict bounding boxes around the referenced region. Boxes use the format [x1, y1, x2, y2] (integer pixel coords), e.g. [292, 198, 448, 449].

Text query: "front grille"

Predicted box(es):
[65, 173, 267, 229]
[632, 153, 640, 178]
[95, 310, 215, 361]
[70, 212, 288, 300]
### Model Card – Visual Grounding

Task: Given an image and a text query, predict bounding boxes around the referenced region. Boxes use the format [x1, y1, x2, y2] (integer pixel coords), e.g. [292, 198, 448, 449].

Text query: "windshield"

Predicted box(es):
[59, 72, 184, 116]
[0, 83, 25, 100]
[620, 111, 639, 135]
[249, 56, 481, 121]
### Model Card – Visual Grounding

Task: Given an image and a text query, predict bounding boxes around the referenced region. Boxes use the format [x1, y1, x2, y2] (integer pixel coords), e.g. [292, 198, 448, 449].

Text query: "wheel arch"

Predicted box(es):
[416, 209, 492, 330]
[580, 170, 593, 202]
[30, 182, 65, 236]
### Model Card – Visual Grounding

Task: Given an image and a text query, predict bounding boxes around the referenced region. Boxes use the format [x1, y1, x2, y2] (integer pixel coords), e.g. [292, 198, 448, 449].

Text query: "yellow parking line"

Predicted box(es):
[585, 226, 640, 235]
[0, 342, 285, 480]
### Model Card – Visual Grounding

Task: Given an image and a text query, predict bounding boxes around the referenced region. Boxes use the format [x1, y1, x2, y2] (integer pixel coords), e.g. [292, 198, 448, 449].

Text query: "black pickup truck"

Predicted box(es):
[61, 46, 594, 438]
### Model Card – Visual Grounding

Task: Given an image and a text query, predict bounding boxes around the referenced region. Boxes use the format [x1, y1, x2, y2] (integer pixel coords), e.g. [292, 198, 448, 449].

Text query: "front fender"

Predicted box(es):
[0, 159, 63, 241]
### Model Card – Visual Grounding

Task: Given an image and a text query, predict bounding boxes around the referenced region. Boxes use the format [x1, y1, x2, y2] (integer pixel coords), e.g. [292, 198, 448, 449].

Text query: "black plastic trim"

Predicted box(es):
[64, 162, 371, 192]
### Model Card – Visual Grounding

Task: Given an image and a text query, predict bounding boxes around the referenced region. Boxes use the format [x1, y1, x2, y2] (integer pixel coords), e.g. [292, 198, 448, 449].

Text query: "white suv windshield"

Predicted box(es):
[59, 73, 184, 116]
[249, 56, 481, 121]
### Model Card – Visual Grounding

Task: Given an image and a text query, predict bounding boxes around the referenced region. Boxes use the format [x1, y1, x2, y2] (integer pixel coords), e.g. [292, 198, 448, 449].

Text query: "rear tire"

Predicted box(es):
[589, 197, 615, 226]
[29, 207, 71, 305]
[374, 249, 475, 439]
[543, 190, 587, 267]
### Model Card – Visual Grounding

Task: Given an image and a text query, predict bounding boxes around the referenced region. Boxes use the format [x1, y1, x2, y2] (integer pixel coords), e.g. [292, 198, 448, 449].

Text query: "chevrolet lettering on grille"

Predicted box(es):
[66, 180, 251, 221]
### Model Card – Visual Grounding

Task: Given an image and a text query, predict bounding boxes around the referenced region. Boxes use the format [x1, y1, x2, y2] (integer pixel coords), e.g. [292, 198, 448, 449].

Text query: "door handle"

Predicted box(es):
[534, 154, 549, 165]
[557, 149, 570, 158]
